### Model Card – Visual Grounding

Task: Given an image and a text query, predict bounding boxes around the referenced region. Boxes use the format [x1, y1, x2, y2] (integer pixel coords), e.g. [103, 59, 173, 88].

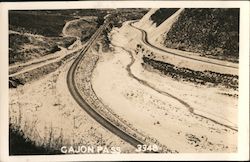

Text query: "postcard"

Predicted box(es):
[0, 1, 249, 161]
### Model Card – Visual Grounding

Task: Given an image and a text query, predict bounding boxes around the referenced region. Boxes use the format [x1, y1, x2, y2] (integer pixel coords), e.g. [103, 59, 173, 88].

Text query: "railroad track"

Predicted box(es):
[66, 21, 145, 149]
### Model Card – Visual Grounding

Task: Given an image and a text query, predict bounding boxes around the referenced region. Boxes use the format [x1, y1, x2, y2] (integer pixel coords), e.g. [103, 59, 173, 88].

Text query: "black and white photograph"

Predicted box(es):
[0, 1, 249, 161]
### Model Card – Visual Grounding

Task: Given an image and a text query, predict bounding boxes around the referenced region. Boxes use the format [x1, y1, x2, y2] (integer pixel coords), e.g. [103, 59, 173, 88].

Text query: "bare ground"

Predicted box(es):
[9, 56, 134, 153]
[9, 17, 135, 154]
[91, 22, 238, 153]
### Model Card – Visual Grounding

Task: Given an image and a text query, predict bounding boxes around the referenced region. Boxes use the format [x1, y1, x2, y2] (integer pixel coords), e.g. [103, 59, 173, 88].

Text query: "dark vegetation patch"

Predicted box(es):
[9, 9, 110, 65]
[9, 57, 60, 76]
[9, 124, 62, 155]
[9, 9, 109, 37]
[142, 56, 238, 90]
[93, 8, 149, 52]
[94, 28, 112, 53]
[9, 11, 74, 37]
[64, 19, 98, 43]
[9, 78, 24, 88]
[9, 33, 76, 65]
[150, 8, 179, 27]
[53, 37, 77, 48]
[164, 8, 239, 63]
[219, 93, 238, 98]
[9, 50, 79, 88]
[109, 8, 149, 28]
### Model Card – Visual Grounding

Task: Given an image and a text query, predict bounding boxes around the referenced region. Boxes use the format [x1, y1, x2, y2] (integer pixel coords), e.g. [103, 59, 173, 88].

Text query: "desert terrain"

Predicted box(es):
[92, 19, 238, 152]
[9, 8, 238, 154]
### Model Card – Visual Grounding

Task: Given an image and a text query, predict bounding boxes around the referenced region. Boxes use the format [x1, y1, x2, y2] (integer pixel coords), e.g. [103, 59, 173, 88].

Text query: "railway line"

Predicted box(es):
[66, 20, 145, 149]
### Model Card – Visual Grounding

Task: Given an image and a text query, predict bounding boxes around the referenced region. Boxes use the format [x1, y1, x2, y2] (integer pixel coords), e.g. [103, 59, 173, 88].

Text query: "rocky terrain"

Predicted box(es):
[164, 8, 239, 63]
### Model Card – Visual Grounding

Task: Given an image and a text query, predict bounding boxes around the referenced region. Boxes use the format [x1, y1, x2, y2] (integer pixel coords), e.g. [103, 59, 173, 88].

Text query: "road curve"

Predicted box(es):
[112, 40, 237, 132]
[130, 22, 238, 70]
[127, 22, 238, 131]
[66, 22, 144, 148]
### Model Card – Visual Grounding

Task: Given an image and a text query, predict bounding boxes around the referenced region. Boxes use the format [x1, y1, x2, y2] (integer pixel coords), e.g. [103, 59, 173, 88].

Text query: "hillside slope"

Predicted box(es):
[164, 8, 239, 63]
[135, 8, 181, 43]
[62, 18, 98, 42]
[9, 11, 102, 65]
[136, 8, 239, 63]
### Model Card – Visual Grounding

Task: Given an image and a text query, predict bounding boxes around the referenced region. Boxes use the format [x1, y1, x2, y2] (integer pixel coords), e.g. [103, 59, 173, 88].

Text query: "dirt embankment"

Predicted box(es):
[142, 56, 238, 90]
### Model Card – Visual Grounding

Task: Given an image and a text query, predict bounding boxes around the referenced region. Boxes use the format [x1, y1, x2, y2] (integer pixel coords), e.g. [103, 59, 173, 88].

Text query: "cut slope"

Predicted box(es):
[150, 8, 179, 27]
[134, 8, 158, 32]
[135, 8, 183, 43]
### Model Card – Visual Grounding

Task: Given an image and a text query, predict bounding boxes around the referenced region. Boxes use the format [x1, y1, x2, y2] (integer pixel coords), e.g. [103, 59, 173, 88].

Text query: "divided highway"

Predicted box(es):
[66, 21, 144, 148]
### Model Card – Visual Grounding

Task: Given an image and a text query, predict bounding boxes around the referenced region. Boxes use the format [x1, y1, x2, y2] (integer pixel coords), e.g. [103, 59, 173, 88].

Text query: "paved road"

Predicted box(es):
[66, 21, 144, 148]
[9, 53, 63, 77]
[127, 22, 238, 131]
[130, 22, 238, 70]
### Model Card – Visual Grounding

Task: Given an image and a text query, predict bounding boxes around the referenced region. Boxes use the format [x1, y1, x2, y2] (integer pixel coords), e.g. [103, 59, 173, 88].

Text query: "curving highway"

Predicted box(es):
[126, 21, 238, 131]
[66, 22, 144, 148]
[130, 22, 238, 70]
[66, 18, 238, 152]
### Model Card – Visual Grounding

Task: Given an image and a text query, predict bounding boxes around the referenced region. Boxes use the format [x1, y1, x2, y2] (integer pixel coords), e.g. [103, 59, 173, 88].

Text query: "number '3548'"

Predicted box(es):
[135, 144, 159, 152]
